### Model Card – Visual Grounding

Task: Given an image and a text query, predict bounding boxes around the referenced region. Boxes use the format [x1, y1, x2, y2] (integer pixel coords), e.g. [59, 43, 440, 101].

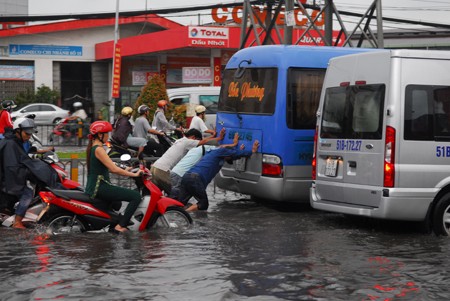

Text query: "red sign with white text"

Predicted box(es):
[111, 43, 122, 98]
[188, 26, 229, 48]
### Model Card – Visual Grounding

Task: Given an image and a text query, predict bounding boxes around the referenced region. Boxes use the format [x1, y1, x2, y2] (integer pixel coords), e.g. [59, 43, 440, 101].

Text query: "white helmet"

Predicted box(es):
[73, 101, 83, 108]
[13, 117, 37, 135]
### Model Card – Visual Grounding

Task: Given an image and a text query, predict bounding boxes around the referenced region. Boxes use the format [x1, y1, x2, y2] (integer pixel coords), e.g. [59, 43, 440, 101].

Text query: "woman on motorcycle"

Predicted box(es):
[85, 121, 142, 233]
[0, 100, 16, 139]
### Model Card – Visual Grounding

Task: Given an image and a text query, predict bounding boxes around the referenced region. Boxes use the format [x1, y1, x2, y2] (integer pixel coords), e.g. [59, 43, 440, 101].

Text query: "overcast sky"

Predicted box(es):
[27, 0, 450, 30]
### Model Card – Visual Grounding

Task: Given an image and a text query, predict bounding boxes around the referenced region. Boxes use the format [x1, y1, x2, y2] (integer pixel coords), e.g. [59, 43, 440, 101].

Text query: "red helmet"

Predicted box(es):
[89, 121, 113, 135]
[157, 100, 168, 108]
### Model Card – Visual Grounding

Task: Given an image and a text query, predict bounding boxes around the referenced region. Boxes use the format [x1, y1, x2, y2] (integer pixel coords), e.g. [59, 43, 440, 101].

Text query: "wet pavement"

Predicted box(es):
[0, 183, 449, 300]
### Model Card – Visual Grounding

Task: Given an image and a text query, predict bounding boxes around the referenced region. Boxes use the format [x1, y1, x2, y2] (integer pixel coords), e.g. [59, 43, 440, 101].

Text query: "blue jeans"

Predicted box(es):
[179, 172, 209, 210]
[169, 171, 182, 200]
[15, 185, 33, 217]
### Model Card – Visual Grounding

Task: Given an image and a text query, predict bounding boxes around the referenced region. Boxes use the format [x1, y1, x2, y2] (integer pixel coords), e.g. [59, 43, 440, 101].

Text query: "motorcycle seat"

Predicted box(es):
[50, 189, 122, 211]
[51, 189, 94, 203]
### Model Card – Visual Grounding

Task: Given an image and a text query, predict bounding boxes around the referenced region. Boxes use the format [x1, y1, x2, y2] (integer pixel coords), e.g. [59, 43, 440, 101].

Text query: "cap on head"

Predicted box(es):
[121, 106, 133, 116]
[195, 105, 206, 114]
[73, 101, 83, 108]
[157, 100, 168, 108]
[13, 117, 37, 135]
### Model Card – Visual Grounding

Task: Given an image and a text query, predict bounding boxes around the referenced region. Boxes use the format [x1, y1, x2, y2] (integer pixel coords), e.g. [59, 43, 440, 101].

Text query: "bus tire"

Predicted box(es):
[432, 192, 450, 236]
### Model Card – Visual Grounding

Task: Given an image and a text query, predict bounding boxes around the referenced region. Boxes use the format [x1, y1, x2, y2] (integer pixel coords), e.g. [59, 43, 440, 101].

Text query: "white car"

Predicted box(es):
[11, 103, 70, 125]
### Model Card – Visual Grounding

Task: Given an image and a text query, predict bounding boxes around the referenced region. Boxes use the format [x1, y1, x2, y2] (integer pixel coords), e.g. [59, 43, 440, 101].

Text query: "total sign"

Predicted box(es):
[188, 26, 229, 48]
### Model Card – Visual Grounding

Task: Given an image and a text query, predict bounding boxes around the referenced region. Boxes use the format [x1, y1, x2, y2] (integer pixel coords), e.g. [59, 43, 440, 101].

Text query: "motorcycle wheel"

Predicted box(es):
[151, 207, 193, 230]
[44, 213, 88, 235]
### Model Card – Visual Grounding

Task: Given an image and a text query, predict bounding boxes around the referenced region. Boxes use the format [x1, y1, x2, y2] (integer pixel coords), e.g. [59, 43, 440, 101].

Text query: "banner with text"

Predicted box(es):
[111, 44, 122, 98]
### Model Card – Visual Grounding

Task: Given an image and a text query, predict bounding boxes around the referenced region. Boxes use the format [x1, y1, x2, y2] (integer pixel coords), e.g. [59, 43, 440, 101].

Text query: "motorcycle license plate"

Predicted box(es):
[325, 158, 338, 177]
[235, 157, 246, 172]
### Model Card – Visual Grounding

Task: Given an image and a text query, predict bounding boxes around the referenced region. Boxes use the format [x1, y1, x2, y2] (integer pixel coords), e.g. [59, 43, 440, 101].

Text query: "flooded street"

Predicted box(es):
[1, 185, 450, 301]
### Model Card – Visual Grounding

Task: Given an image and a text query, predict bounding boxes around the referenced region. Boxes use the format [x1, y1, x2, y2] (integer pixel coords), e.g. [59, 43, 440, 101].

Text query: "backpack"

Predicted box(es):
[112, 116, 132, 146]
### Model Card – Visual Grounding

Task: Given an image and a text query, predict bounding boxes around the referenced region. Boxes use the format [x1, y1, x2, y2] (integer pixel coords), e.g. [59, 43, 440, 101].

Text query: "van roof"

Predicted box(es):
[167, 86, 220, 96]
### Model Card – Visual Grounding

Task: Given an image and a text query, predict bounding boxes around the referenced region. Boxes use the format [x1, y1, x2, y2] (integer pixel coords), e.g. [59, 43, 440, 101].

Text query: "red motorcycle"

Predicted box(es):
[48, 117, 89, 144]
[1, 151, 82, 227]
[37, 155, 193, 234]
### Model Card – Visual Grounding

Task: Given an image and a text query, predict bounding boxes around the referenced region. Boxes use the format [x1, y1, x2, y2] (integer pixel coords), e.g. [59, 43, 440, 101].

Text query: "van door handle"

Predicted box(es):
[348, 161, 357, 168]
[366, 144, 374, 149]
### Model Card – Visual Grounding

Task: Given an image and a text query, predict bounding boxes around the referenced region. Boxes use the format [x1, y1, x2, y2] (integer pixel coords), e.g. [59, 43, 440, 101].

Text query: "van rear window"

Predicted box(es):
[405, 85, 450, 141]
[320, 84, 385, 139]
[218, 68, 277, 114]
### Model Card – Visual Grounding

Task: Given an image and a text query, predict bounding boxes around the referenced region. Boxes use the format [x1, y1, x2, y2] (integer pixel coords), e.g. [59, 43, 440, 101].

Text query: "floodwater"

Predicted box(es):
[1, 185, 450, 301]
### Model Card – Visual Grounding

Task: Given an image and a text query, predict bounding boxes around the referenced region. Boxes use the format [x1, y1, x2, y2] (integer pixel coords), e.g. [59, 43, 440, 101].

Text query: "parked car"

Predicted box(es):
[11, 103, 70, 125]
[167, 86, 220, 129]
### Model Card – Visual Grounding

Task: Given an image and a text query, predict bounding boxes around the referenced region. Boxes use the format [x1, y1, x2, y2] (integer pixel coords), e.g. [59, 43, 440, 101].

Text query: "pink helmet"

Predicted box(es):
[89, 121, 113, 135]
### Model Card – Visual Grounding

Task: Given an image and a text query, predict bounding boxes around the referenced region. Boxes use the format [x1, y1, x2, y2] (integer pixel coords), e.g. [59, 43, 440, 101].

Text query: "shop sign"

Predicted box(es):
[132, 71, 158, 86]
[0, 65, 34, 81]
[182, 67, 212, 84]
[188, 26, 229, 48]
[211, 2, 324, 28]
[9, 44, 82, 56]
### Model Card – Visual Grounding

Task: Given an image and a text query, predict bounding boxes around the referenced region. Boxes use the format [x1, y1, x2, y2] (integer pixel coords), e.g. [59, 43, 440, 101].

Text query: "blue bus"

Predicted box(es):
[215, 45, 372, 202]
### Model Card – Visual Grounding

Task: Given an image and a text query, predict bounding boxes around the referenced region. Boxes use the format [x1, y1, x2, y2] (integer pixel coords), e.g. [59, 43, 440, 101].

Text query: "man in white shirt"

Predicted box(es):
[189, 105, 215, 137]
[150, 128, 225, 194]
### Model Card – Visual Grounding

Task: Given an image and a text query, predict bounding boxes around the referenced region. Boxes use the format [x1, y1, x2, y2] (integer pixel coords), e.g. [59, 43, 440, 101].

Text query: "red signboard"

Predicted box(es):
[111, 43, 122, 98]
[213, 57, 221, 87]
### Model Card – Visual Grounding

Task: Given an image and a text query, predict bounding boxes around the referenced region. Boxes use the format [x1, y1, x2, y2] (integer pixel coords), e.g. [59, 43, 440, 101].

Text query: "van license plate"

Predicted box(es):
[325, 158, 338, 177]
[235, 157, 246, 172]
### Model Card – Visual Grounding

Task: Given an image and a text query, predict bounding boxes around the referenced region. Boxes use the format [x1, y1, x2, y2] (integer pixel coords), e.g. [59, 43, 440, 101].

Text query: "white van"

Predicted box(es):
[311, 49, 450, 235]
[167, 86, 220, 129]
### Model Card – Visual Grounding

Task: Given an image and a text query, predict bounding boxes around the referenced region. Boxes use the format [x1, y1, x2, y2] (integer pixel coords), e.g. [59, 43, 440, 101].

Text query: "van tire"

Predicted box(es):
[432, 192, 450, 236]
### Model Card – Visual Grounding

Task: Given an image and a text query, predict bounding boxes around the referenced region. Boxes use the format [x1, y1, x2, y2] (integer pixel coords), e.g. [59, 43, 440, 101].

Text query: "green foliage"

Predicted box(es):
[133, 74, 186, 127]
[35, 85, 60, 104]
[14, 84, 60, 107]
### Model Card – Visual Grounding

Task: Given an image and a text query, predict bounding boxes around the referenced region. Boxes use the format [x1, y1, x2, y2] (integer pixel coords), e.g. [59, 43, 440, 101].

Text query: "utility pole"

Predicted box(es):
[324, 0, 333, 46]
[284, 0, 293, 45]
[110, 0, 120, 124]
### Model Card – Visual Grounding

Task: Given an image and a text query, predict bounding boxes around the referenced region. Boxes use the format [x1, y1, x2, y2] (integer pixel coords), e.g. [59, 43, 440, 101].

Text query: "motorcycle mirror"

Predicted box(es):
[120, 154, 132, 162]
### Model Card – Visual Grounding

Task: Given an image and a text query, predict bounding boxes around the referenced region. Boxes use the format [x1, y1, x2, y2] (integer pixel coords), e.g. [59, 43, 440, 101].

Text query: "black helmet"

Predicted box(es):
[1, 100, 17, 112]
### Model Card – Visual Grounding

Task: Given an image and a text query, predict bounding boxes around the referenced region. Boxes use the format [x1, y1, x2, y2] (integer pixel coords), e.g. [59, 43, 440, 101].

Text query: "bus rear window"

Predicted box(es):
[218, 68, 277, 114]
[287, 68, 326, 129]
[320, 84, 385, 139]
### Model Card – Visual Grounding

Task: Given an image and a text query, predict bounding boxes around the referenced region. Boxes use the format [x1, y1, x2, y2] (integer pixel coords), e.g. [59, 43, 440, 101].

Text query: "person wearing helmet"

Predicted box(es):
[85, 120, 142, 233]
[0, 100, 16, 139]
[111, 106, 147, 158]
[133, 104, 165, 156]
[150, 127, 226, 194]
[68, 101, 88, 121]
[151, 100, 182, 134]
[0, 117, 56, 229]
[189, 105, 215, 138]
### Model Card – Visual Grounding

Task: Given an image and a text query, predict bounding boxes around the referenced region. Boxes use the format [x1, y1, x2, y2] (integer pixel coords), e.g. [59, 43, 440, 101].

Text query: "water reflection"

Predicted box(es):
[0, 187, 450, 300]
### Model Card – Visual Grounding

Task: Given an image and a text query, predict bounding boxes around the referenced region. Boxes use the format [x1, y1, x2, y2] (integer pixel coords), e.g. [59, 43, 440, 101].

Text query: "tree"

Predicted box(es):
[133, 74, 186, 127]
[14, 84, 60, 107]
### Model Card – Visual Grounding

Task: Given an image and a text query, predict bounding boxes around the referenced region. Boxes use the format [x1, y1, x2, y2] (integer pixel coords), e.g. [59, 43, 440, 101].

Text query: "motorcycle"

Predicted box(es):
[36, 154, 193, 234]
[0, 151, 82, 227]
[48, 117, 89, 144]
[106, 134, 175, 160]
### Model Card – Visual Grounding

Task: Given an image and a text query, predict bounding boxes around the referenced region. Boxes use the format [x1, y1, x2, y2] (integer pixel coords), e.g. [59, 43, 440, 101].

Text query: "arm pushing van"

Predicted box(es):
[311, 49, 450, 235]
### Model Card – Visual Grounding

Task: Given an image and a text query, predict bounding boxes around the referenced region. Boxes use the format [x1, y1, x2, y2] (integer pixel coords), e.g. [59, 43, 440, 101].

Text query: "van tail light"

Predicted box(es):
[312, 126, 318, 180]
[262, 154, 283, 177]
[384, 126, 396, 187]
